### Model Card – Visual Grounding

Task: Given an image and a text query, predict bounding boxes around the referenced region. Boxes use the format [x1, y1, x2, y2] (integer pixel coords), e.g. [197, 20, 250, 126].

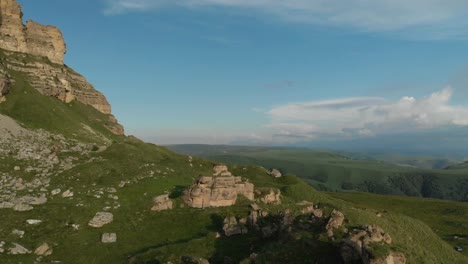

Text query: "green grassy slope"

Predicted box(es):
[167, 145, 468, 201]
[1, 55, 467, 263]
[329, 192, 468, 258]
[0, 59, 118, 144]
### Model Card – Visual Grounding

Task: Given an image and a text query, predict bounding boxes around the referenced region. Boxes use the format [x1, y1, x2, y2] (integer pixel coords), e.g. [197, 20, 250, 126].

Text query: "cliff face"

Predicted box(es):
[0, 0, 65, 64]
[0, 0, 124, 135]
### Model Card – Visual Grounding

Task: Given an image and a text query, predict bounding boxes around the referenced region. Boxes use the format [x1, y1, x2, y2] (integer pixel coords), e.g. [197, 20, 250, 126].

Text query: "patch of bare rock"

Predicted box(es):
[88, 212, 113, 228]
[34, 242, 53, 256]
[101, 233, 117, 243]
[9, 243, 31, 255]
[151, 194, 173, 212]
[260, 188, 282, 204]
[269, 168, 282, 178]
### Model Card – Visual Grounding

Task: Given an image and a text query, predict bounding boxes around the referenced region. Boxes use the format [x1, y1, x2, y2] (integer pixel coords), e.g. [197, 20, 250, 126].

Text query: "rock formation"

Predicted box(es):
[183, 165, 254, 208]
[260, 188, 281, 204]
[9, 243, 31, 255]
[34, 243, 53, 256]
[341, 225, 406, 264]
[0, 69, 10, 102]
[0, 0, 66, 64]
[269, 168, 282, 178]
[325, 209, 345, 237]
[0, 0, 124, 135]
[222, 216, 248, 236]
[101, 233, 117, 243]
[151, 194, 173, 212]
[88, 212, 114, 228]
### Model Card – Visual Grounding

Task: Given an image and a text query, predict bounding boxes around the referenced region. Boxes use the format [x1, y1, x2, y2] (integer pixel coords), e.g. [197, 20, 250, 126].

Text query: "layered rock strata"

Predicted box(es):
[183, 165, 254, 208]
[0, 0, 124, 135]
[0, 0, 66, 64]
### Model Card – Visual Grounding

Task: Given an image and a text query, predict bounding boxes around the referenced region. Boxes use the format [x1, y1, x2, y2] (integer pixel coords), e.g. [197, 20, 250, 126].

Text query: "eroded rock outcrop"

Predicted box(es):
[183, 165, 254, 208]
[0, 70, 11, 102]
[151, 194, 173, 212]
[260, 188, 281, 204]
[325, 209, 345, 237]
[0, 0, 66, 64]
[34, 243, 52, 256]
[0, 0, 124, 134]
[269, 168, 282, 178]
[341, 225, 406, 264]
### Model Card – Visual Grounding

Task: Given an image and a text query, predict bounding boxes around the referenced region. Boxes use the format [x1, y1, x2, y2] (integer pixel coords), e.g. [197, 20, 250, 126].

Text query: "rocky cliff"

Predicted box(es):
[0, 0, 123, 135]
[0, 0, 65, 64]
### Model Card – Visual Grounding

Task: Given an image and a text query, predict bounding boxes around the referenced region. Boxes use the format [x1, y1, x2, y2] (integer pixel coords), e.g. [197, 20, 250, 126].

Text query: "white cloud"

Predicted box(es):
[266, 87, 468, 142]
[104, 0, 468, 38]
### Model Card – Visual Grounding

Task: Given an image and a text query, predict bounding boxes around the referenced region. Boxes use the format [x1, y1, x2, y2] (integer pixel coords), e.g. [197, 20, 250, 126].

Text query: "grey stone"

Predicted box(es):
[101, 233, 117, 243]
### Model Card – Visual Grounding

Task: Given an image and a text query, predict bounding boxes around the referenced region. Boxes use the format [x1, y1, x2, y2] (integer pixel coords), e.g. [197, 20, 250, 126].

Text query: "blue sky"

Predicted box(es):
[18, 0, 468, 149]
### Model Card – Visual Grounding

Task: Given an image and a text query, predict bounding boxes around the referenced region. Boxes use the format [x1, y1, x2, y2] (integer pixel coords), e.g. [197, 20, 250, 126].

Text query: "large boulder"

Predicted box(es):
[34, 243, 53, 256]
[212, 164, 231, 176]
[183, 173, 254, 208]
[270, 168, 282, 178]
[260, 189, 281, 204]
[9, 243, 31, 255]
[151, 194, 173, 212]
[325, 209, 345, 237]
[88, 212, 113, 228]
[101, 233, 117, 243]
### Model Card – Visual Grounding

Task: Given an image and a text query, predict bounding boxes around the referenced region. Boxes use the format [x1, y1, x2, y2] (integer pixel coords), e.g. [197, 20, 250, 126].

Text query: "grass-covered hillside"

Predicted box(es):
[0, 55, 467, 264]
[329, 192, 468, 258]
[167, 145, 468, 201]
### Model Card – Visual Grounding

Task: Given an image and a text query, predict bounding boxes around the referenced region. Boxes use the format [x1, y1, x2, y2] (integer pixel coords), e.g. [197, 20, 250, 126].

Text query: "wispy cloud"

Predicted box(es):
[266, 87, 468, 142]
[104, 0, 468, 38]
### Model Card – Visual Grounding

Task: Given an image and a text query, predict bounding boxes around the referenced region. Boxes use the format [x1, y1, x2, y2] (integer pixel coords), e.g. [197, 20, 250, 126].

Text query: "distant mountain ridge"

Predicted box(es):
[167, 144, 468, 202]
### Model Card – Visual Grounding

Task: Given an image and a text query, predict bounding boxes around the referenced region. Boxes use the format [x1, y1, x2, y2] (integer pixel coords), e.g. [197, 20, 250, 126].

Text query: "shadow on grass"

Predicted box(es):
[169, 185, 187, 199]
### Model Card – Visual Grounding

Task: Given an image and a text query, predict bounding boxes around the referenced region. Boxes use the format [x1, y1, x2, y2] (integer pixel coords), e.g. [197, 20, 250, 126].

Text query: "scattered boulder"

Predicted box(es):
[0, 202, 14, 209]
[151, 194, 173, 212]
[34, 243, 52, 256]
[9, 243, 31, 255]
[27, 196, 47, 205]
[325, 210, 345, 237]
[51, 189, 61, 195]
[260, 189, 281, 204]
[26, 219, 42, 225]
[270, 168, 282, 178]
[341, 225, 405, 264]
[296, 201, 324, 217]
[212, 164, 231, 176]
[312, 209, 324, 218]
[88, 212, 113, 228]
[223, 217, 248, 236]
[62, 190, 74, 198]
[12, 229, 25, 238]
[13, 203, 33, 211]
[101, 233, 117, 243]
[14, 166, 21, 171]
